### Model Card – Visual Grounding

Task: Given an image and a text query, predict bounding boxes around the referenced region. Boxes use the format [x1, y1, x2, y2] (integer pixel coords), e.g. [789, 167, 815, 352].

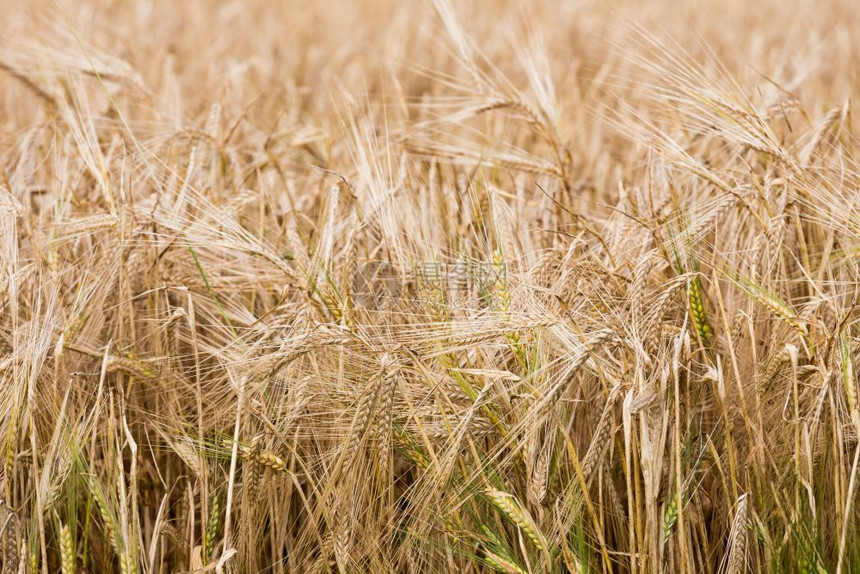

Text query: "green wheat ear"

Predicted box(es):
[59, 522, 75, 574]
[204, 491, 222, 562]
[840, 329, 859, 430]
[688, 274, 711, 348]
[485, 489, 547, 552]
[798, 554, 828, 574]
[663, 493, 679, 541]
[724, 268, 816, 355]
[663, 212, 712, 350]
[484, 549, 529, 574]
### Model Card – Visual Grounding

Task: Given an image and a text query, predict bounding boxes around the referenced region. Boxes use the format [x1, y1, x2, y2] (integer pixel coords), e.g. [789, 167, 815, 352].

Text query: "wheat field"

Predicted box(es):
[1, 0, 859, 572]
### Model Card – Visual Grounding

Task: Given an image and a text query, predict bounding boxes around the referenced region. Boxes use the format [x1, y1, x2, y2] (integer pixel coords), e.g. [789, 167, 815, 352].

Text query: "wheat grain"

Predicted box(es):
[244, 435, 262, 503]
[581, 391, 618, 486]
[375, 364, 399, 472]
[59, 523, 74, 574]
[726, 494, 748, 574]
